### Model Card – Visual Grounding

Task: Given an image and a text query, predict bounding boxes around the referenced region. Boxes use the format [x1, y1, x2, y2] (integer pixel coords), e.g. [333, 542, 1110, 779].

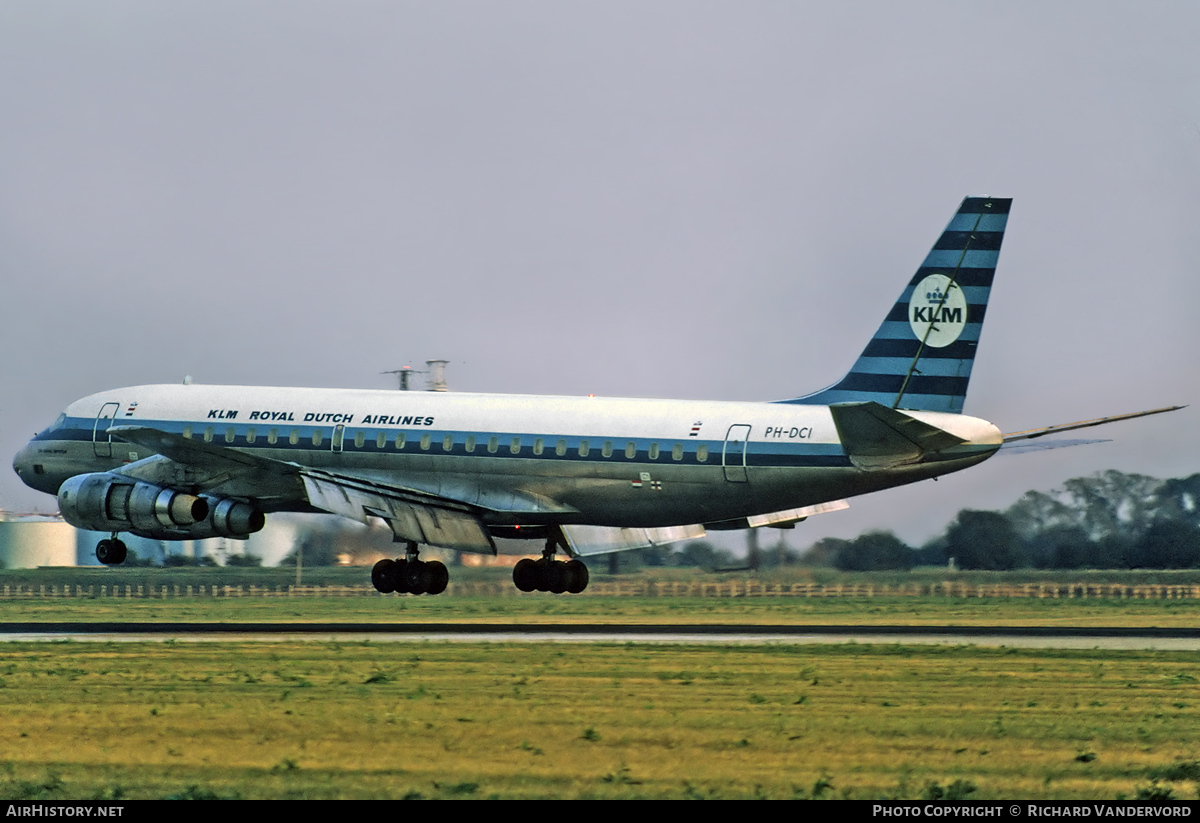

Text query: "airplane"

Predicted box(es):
[12, 197, 1183, 595]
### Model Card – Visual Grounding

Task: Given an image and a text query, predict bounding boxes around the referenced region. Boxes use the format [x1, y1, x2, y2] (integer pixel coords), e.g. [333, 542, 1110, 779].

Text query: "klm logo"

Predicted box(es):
[907, 274, 968, 348]
[911, 305, 964, 324]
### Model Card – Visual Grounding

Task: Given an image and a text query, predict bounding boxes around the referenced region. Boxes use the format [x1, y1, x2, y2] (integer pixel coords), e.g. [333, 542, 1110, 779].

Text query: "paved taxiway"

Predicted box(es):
[2, 623, 1198, 650]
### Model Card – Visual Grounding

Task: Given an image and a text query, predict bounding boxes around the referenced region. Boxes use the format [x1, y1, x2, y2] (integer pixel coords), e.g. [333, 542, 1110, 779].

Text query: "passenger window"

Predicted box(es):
[225, 427, 236, 443]
[510, 437, 522, 455]
[289, 429, 299, 445]
[672, 443, 683, 461]
[578, 440, 590, 457]
[354, 431, 365, 448]
[697, 444, 708, 462]
[625, 441, 636, 459]
[443, 434, 454, 451]
[487, 436, 499, 453]
[465, 435, 476, 453]
[602, 441, 613, 458]
[246, 428, 257, 444]
[269, 429, 279, 445]
[183, 426, 193, 440]
[376, 432, 386, 449]
[533, 438, 544, 456]
[395, 432, 406, 449]
[648, 443, 659, 460]
[420, 434, 431, 451]
[204, 427, 214, 443]
[312, 430, 323, 447]
[556, 439, 567, 456]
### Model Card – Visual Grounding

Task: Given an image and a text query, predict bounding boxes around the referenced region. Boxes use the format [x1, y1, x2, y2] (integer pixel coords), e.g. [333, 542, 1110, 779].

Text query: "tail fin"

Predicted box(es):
[780, 196, 1011, 413]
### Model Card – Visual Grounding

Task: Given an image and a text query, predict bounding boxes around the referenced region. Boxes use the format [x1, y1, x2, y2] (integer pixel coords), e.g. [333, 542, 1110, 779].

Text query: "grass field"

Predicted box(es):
[2, 592, 1200, 629]
[1, 640, 1198, 799]
[2, 571, 1199, 800]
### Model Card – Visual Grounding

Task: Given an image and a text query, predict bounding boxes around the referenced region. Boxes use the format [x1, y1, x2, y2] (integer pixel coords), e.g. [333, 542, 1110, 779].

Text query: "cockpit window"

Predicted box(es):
[38, 413, 68, 437]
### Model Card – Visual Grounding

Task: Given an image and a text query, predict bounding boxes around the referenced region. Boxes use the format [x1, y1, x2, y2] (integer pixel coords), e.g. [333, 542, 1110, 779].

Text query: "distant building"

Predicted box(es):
[0, 513, 77, 568]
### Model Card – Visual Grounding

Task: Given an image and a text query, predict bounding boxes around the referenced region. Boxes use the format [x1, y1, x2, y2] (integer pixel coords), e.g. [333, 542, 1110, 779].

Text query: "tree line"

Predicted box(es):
[807, 470, 1200, 571]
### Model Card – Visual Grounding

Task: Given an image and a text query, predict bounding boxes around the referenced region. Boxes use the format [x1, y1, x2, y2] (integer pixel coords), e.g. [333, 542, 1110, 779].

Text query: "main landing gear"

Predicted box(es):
[513, 532, 589, 594]
[371, 541, 449, 596]
[96, 534, 128, 565]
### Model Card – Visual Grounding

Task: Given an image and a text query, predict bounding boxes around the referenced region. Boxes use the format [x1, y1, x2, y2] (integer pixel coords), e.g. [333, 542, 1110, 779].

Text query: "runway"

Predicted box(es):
[3, 622, 1199, 649]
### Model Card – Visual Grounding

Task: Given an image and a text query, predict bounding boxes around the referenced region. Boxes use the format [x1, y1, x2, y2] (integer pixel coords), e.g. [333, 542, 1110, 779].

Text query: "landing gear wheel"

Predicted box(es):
[565, 559, 589, 594]
[513, 558, 538, 592]
[545, 561, 568, 594]
[392, 559, 410, 594]
[371, 559, 397, 593]
[403, 560, 428, 595]
[533, 558, 551, 592]
[425, 561, 449, 595]
[96, 538, 127, 565]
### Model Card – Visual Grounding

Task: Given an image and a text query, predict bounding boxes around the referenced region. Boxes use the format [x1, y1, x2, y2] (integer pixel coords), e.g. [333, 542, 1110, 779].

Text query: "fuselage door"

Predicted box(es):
[93, 402, 120, 457]
[722, 424, 752, 483]
[331, 424, 345, 453]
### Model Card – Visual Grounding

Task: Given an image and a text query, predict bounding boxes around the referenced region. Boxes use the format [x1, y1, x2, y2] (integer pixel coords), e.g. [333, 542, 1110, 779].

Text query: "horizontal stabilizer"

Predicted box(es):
[998, 438, 1109, 455]
[829, 402, 966, 470]
[1002, 406, 1185, 443]
[560, 524, 706, 557]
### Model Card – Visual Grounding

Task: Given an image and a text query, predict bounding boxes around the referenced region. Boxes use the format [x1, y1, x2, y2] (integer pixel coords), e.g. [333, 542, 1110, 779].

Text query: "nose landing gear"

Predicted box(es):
[96, 534, 128, 565]
[370, 542, 449, 596]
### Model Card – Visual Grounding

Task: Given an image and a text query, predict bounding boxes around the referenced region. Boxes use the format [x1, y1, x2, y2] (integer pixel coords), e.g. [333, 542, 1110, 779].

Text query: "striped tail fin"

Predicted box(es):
[779, 196, 1011, 414]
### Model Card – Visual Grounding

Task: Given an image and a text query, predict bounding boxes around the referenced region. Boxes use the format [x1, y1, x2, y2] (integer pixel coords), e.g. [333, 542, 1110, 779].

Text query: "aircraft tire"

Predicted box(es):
[96, 539, 127, 565]
[533, 558, 551, 592]
[425, 561, 449, 595]
[371, 559, 396, 593]
[513, 558, 538, 592]
[404, 560, 428, 595]
[565, 559, 589, 594]
[545, 561, 568, 594]
[392, 559, 410, 594]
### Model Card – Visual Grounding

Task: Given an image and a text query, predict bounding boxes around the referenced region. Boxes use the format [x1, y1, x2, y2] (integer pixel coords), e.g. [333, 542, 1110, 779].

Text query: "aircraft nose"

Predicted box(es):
[12, 441, 47, 492]
[13, 442, 30, 479]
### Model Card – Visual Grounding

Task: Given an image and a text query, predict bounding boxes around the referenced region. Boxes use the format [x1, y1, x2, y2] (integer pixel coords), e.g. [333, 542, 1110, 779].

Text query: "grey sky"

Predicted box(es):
[2, 2, 1198, 551]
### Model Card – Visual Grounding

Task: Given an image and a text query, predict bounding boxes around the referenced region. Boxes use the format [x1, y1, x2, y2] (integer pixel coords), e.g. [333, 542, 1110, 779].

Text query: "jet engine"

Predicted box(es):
[57, 473, 264, 539]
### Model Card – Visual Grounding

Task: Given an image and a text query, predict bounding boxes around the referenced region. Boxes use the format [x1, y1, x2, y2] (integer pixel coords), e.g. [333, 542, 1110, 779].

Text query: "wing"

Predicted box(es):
[560, 500, 851, 556]
[999, 406, 1185, 455]
[107, 425, 508, 553]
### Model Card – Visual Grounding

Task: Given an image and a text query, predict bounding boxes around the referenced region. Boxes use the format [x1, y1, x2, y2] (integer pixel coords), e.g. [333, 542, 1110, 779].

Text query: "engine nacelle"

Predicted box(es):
[57, 473, 264, 539]
[58, 473, 208, 534]
[193, 496, 266, 538]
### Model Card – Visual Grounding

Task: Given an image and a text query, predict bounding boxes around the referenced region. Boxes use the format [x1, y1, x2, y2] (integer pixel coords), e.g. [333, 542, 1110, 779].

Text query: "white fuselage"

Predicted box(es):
[16, 383, 1003, 530]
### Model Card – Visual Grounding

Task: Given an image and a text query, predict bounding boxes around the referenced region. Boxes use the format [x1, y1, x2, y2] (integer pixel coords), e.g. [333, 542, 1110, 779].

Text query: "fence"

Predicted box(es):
[2, 581, 1200, 599]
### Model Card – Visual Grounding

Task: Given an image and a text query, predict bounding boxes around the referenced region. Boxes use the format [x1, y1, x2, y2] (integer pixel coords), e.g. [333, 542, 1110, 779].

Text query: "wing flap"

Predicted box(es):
[561, 524, 707, 557]
[746, 499, 851, 527]
[301, 472, 495, 553]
